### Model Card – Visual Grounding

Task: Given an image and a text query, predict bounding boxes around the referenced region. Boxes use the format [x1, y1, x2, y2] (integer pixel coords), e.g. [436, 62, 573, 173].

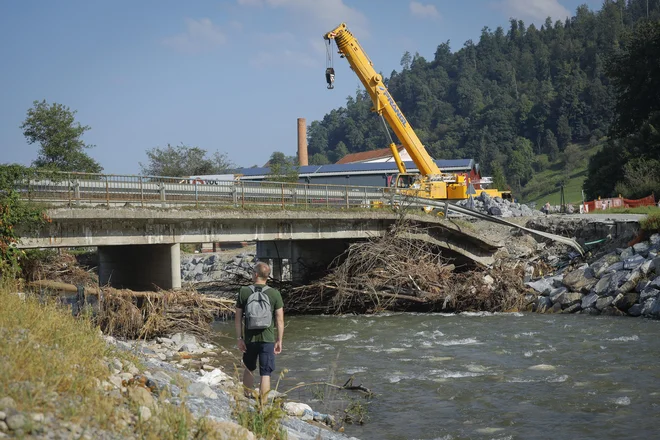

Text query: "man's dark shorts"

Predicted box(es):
[243, 342, 275, 376]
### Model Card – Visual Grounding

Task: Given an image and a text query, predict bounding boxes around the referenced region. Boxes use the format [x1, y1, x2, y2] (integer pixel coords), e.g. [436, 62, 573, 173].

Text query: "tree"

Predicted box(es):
[607, 19, 660, 137]
[490, 161, 508, 191]
[614, 157, 660, 199]
[586, 19, 660, 198]
[543, 129, 559, 160]
[140, 143, 233, 176]
[21, 100, 102, 173]
[561, 143, 581, 183]
[330, 142, 349, 163]
[556, 114, 572, 150]
[0, 165, 49, 278]
[266, 151, 299, 183]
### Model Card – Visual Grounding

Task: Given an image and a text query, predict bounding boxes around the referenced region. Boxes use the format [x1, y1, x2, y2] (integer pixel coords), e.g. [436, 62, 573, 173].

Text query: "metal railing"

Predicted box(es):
[15, 171, 396, 210]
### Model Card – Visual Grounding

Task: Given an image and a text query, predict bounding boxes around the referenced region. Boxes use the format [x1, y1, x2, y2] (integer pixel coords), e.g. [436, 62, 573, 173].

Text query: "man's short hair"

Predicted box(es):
[253, 261, 271, 279]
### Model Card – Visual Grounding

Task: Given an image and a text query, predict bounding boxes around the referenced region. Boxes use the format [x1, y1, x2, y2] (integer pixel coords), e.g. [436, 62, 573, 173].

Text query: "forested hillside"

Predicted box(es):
[307, 0, 660, 200]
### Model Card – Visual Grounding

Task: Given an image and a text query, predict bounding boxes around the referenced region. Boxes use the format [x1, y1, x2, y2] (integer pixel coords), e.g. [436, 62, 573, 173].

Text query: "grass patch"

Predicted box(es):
[231, 369, 288, 440]
[641, 212, 660, 233]
[520, 142, 601, 205]
[0, 278, 248, 439]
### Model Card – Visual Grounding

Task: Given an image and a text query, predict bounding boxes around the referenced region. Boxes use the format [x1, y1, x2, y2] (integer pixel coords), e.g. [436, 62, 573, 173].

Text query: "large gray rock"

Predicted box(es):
[554, 291, 583, 307]
[613, 291, 639, 311]
[617, 270, 642, 294]
[591, 252, 620, 278]
[594, 274, 615, 296]
[535, 296, 553, 312]
[641, 298, 655, 315]
[596, 296, 614, 310]
[562, 303, 582, 314]
[649, 299, 660, 317]
[650, 275, 660, 289]
[581, 293, 598, 309]
[633, 242, 651, 258]
[623, 255, 646, 271]
[640, 260, 654, 276]
[488, 206, 502, 216]
[637, 280, 651, 293]
[526, 278, 555, 295]
[640, 287, 660, 303]
[562, 266, 596, 293]
[619, 247, 634, 259]
[628, 303, 643, 317]
[604, 262, 624, 274]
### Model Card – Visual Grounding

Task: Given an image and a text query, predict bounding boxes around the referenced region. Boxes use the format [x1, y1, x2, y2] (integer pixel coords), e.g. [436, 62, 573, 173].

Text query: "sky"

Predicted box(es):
[0, 0, 604, 174]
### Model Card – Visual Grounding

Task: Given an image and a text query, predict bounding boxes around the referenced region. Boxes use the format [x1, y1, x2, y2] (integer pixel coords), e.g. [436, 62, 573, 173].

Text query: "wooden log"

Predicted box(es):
[28, 280, 100, 295]
[27, 280, 235, 307]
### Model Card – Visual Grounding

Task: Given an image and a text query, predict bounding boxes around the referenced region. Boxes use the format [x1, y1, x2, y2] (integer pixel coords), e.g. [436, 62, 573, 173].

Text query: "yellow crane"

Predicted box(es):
[324, 23, 507, 201]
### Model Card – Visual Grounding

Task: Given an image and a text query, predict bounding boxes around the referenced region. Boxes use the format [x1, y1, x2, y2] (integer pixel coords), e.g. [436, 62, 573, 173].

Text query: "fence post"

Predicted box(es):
[195, 183, 199, 209]
[281, 183, 285, 209]
[345, 186, 349, 209]
[159, 182, 166, 206]
[305, 184, 308, 210]
[326, 185, 329, 209]
[67, 173, 71, 205]
[105, 175, 110, 208]
[140, 177, 144, 207]
[363, 187, 367, 208]
[241, 182, 245, 209]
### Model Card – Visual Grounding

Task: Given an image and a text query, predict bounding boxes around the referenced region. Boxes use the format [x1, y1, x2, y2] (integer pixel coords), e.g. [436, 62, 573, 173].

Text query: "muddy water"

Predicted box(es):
[213, 313, 660, 440]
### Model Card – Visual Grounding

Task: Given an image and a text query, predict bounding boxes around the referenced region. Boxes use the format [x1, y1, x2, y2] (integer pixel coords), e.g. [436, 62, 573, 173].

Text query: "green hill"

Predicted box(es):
[519, 143, 601, 206]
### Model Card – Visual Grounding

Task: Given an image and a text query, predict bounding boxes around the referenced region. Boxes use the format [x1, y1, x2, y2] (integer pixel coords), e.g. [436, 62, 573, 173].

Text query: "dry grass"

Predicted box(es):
[0, 278, 245, 439]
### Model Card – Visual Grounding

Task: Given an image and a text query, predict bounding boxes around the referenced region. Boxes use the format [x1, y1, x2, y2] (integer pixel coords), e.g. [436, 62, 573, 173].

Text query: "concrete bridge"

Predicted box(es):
[17, 208, 503, 290]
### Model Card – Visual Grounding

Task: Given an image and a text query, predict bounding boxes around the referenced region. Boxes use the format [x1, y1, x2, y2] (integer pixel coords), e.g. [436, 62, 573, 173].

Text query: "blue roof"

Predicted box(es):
[232, 159, 475, 178]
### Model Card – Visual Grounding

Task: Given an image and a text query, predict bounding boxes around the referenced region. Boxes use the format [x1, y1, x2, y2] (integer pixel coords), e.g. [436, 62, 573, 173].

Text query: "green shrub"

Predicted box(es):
[641, 212, 660, 234]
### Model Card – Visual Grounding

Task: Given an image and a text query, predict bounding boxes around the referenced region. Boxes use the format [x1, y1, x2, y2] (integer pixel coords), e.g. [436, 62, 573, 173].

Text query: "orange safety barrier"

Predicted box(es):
[623, 194, 656, 208]
[582, 194, 656, 212]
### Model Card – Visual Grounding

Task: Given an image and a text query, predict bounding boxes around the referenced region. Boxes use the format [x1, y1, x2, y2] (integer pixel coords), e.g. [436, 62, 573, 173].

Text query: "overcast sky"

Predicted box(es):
[0, 0, 603, 174]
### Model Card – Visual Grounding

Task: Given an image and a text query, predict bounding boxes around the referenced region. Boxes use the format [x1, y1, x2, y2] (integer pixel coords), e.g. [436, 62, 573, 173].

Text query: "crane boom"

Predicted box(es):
[324, 23, 442, 178]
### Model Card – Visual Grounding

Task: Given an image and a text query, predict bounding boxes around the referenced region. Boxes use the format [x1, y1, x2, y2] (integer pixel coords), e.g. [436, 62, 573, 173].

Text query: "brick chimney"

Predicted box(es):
[297, 118, 308, 166]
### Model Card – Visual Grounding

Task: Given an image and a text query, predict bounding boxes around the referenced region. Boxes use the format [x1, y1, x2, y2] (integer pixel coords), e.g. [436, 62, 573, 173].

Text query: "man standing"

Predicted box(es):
[235, 261, 284, 402]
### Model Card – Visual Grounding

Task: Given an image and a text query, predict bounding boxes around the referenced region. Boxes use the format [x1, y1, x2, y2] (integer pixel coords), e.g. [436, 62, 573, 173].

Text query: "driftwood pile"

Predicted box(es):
[287, 221, 529, 314]
[96, 288, 234, 339]
[28, 280, 234, 339]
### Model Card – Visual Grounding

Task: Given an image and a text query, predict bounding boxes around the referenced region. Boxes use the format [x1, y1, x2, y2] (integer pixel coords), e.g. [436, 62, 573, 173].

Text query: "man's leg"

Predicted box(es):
[242, 344, 258, 398]
[259, 375, 271, 401]
[243, 367, 255, 396]
[257, 342, 276, 403]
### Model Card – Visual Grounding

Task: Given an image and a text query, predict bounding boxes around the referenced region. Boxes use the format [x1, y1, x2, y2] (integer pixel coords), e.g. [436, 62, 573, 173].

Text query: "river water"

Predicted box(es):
[213, 313, 660, 440]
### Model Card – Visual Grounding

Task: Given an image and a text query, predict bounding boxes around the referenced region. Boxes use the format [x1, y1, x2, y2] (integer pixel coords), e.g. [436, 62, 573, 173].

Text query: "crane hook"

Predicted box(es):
[325, 67, 335, 89]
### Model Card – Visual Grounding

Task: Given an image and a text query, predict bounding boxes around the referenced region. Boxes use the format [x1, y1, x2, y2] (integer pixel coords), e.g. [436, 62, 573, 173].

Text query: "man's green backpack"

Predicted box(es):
[245, 285, 272, 330]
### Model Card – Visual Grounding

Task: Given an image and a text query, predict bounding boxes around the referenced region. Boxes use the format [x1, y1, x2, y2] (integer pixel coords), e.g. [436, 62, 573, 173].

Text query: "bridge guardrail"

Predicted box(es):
[16, 171, 394, 210]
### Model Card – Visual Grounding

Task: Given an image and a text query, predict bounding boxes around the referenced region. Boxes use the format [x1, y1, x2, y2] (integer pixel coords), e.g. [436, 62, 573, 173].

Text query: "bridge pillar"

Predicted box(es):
[98, 243, 181, 291]
[257, 239, 350, 285]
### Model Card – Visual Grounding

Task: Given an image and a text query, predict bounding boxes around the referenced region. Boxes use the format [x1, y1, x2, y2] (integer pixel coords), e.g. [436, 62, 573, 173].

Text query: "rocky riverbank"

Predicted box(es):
[526, 233, 660, 317]
[0, 328, 358, 440]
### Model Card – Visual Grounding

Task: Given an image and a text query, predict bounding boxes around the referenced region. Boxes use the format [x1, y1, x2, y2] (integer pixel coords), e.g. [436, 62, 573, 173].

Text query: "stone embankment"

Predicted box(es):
[456, 192, 544, 217]
[0, 331, 356, 440]
[181, 251, 255, 284]
[526, 233, 660, 317]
